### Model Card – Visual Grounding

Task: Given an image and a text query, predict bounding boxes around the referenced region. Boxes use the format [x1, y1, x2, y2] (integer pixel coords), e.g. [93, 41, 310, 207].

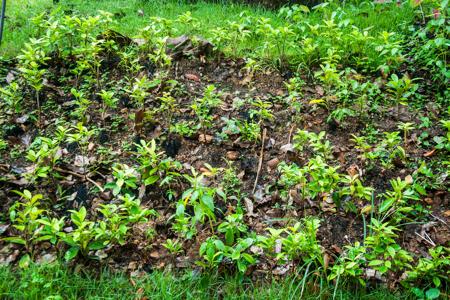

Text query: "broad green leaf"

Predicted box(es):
[201, 194, 214, 212]
[379, 198, 395, 213]
[425, 288, 440, 300]
[19, 254, 31, 269]
[65, 247, 79, 261]
[2, 237, 26, 245]
[144, 175, 159, 186]
[368, 259, 383, 266]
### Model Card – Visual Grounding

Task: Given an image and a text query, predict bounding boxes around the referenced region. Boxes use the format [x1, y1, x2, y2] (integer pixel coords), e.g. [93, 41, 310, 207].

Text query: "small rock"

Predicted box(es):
[74, 155, 90, 167]
[280, 143, 294, 153]
[267, 158, 279, 169]
[198, 134, 213, 143]
[185, 73, 200, 82]
[244, 197, 256, 217]
[96, 250, 108, 260]
[99, 191, 112, 200]
[250, 246, 263, 255]
[0, 224, 9, 235]
[6, 72, 15, 84]
[128, 261, 138, 271]
[2, 250, 20, 266]
[16, 115, 29, 124]
[64, 227, 73, 233]
[226, 151, 239, 160]
[275, 239, 282, 254]
[150, 251, 160, 259]
[404, 175, 413, 184]
[273, 263, 292, 276]
[266, 138, 276, 149]
[36, 253, 57, 264]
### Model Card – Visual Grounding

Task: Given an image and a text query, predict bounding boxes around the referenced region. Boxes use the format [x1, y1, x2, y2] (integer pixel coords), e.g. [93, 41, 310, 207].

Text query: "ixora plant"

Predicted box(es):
[1, 189, 156, 264]
[174, 168, 226, 231]
[2, 190, 47, 268]
[386, 74, 418, 117]
[17, 38, 50, 127]
[191, 85, 222, 140]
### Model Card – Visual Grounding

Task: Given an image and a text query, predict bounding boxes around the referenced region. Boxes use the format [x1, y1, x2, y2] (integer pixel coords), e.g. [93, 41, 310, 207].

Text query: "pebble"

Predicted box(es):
[226, 151, 239, 160]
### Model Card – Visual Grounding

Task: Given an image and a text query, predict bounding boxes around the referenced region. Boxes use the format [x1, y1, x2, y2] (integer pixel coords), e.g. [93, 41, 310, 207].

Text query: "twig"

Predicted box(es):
[54, 167, 84, 178]
[430, 213, 450, 229]
[414, 231, 436, 247]
[54, 167, 104, 192]
[86, 177, 104, 192]
[253, 128, 267, 194]
[287, 125, 296, 144]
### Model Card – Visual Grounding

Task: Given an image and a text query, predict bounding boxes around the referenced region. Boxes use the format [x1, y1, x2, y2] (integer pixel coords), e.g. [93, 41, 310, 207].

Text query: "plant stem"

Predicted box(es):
[36, 91, 41, 128]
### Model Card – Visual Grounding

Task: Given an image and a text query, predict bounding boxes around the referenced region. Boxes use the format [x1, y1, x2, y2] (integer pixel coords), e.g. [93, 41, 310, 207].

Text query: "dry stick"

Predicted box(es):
[253, 128, 267, 194]
[54, 167, 104, 192]
[287, 125, 296, 144]
[430, 213, 450, 229]
[414, 231, 436, 247]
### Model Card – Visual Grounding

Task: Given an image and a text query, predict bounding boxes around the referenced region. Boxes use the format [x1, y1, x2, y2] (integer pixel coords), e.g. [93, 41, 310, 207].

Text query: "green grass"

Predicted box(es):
[1, 0, 415, 58]
[1, 0, 279, 57]
[0, 264, 414, 300]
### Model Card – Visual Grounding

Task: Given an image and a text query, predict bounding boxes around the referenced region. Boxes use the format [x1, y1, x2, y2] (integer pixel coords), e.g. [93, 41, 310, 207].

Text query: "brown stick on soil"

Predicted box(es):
[54, 167, 104, 192]
[253, 128, 267, 194]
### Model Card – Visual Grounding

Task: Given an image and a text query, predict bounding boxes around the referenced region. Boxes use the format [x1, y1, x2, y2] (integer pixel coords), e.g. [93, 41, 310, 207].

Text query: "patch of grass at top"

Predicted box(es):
[1, 0, 280, 57]
[1, 0, 415, 58]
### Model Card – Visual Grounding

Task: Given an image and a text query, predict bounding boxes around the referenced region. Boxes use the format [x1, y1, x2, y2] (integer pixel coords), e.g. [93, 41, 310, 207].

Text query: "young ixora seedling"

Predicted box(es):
[217, 211, 247, 246]
[386, 74, 418, 117]
[163, 239, 184, 255]
[397, 122, 415, 145]
[97, 90, 118, 122]
[0, 82, 22, 117]
[17, 38, 49, 127]
[70, 88, 91, 122]
[25, 137, 62, 183]
[2, 190, 46, 267]
[191, 85, 222, 141]
[175, 168, 226, 231]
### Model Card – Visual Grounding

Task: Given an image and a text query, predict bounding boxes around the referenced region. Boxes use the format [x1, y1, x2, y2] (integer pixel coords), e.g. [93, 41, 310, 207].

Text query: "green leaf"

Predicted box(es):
[144, 175, 159, 186]
[19, 254, 31, 269]
[425, 288, 440, 300]
[89, 240, 106, 250]
[237, 261, 246, 273]
[65, 247, 79, 261]
[113, 185, 121, 196]
[432, 277, 441, 288]
[379, 198, 395, 213]
[116, 178, 124, 188]
[119, 224, 128, 235]
[368, 259, 384, 266]
[231, 251, 240, 260]
[2, 237, 26, 245]
[225, 230, 234, 246]
[104, 182, 116, 189]
[242, 253, 256, 264]
[386, 246, 396, 258]
[201, 194, 214, 212]
[411, 287, 424, 298]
